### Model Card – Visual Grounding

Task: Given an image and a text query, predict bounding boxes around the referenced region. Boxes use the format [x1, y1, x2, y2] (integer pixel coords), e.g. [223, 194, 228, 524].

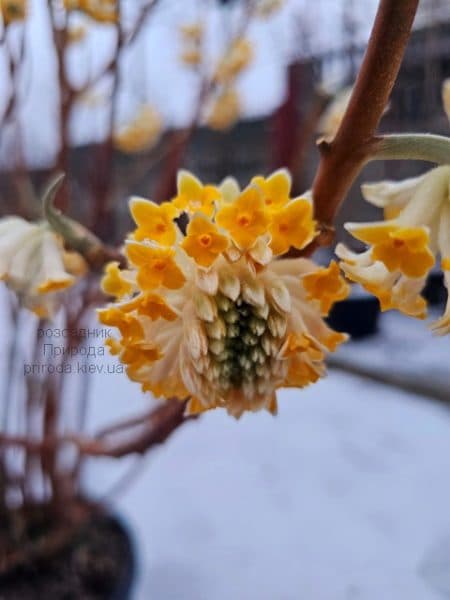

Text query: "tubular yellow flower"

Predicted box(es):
[337, 165, 450, 331]
[99, 170, 347, 418]
[102, 261, 133, 299]
[302, 261, 350, 315]
[129, 197, 178, 245]
[269, 198, 316, 256]
[349, 223, 434, 278]
[126, 243, 185, 291]
[173, 170, 221, 216]
[251, 169, 292, 212]
[216, 185, 270, 250]
[113, 105, 162, 154]
[181, 215, 229, 268]
[0, 217, 86, 317]
[1, 0, 26, 23]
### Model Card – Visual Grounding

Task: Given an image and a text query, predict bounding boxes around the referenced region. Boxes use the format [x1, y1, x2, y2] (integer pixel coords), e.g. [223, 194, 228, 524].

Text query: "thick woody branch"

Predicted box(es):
[306, 0, 419, 249]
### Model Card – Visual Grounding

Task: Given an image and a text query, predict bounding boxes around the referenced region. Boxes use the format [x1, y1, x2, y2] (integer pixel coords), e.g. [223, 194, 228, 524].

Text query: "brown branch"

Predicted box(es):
[126, 0, 160, 46]
[75, 399, 193, 458]
[290, 0, 419, 257]
[0, 400, 193, 460]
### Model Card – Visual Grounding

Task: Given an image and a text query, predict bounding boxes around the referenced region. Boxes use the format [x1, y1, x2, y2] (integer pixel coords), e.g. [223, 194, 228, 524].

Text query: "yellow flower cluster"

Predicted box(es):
[64, 0, 117, 24]
[1, 0, 27, 24]
[113, 105, 162, 154]
[99, 169, 349, 418]
[337, 166, 450, 333]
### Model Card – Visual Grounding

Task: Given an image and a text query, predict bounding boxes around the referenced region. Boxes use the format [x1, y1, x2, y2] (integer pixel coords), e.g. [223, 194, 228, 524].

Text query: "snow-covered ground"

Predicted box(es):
[333, 308, 450, 401]
[84, 311, 450, 600]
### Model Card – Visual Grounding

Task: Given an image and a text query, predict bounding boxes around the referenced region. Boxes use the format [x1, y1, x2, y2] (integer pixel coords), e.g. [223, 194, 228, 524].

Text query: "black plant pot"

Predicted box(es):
[0, 510, 135, 600]
[422, 272, 447, 306]
[327, 291, 380, 339]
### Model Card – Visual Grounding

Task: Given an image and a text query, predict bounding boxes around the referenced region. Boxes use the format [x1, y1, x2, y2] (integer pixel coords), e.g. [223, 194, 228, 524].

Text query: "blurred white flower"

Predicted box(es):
[0, 217, 87, 318]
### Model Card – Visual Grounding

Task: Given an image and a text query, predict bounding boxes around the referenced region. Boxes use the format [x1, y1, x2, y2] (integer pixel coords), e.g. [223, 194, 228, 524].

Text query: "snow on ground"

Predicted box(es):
[335, 309, 450, 399]
[86, 336, 450, 600]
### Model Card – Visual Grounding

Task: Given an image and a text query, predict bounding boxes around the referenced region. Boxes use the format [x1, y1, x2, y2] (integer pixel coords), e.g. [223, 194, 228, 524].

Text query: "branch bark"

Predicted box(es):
[301, 0, 419, 254]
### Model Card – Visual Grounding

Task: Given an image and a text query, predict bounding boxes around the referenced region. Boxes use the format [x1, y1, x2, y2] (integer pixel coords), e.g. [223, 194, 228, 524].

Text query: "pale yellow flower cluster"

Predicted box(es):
[113, 105, 163, 154]
[337, 80, 450, 334]
[99, 169, 349, 418]
[0, 217, 87, 318]
[1, 0, 27, 24]
[337, 166, 450, 333]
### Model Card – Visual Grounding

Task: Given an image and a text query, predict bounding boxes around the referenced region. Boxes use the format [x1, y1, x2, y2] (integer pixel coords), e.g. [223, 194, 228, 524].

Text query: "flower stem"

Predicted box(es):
[310, 0, 419, 231]
[371, 134, 450, 165]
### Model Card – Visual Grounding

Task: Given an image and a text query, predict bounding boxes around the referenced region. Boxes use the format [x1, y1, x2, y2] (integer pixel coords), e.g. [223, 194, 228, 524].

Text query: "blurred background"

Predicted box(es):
[1, 0, 449, 237]
[2, 1, 450, 598]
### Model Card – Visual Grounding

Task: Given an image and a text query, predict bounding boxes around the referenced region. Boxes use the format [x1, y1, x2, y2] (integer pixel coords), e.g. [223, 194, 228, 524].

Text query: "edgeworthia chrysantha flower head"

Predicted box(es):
[98, 169, 349, 418]
[337, 165, 450, 333]
[0, 217, 87, 318]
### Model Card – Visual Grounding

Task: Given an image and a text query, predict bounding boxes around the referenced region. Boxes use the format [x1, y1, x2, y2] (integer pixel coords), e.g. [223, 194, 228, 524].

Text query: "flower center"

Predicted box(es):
[201, 293, 287, 397]
[237, 213, 251, 227]
[393, 239, 404, 248]
[265, 198, 273, 206]
[278, 222, 289, 233]
[199, 233, 212, 247]
[152, 259, 167, 271]
[155, 222, 167, 233]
